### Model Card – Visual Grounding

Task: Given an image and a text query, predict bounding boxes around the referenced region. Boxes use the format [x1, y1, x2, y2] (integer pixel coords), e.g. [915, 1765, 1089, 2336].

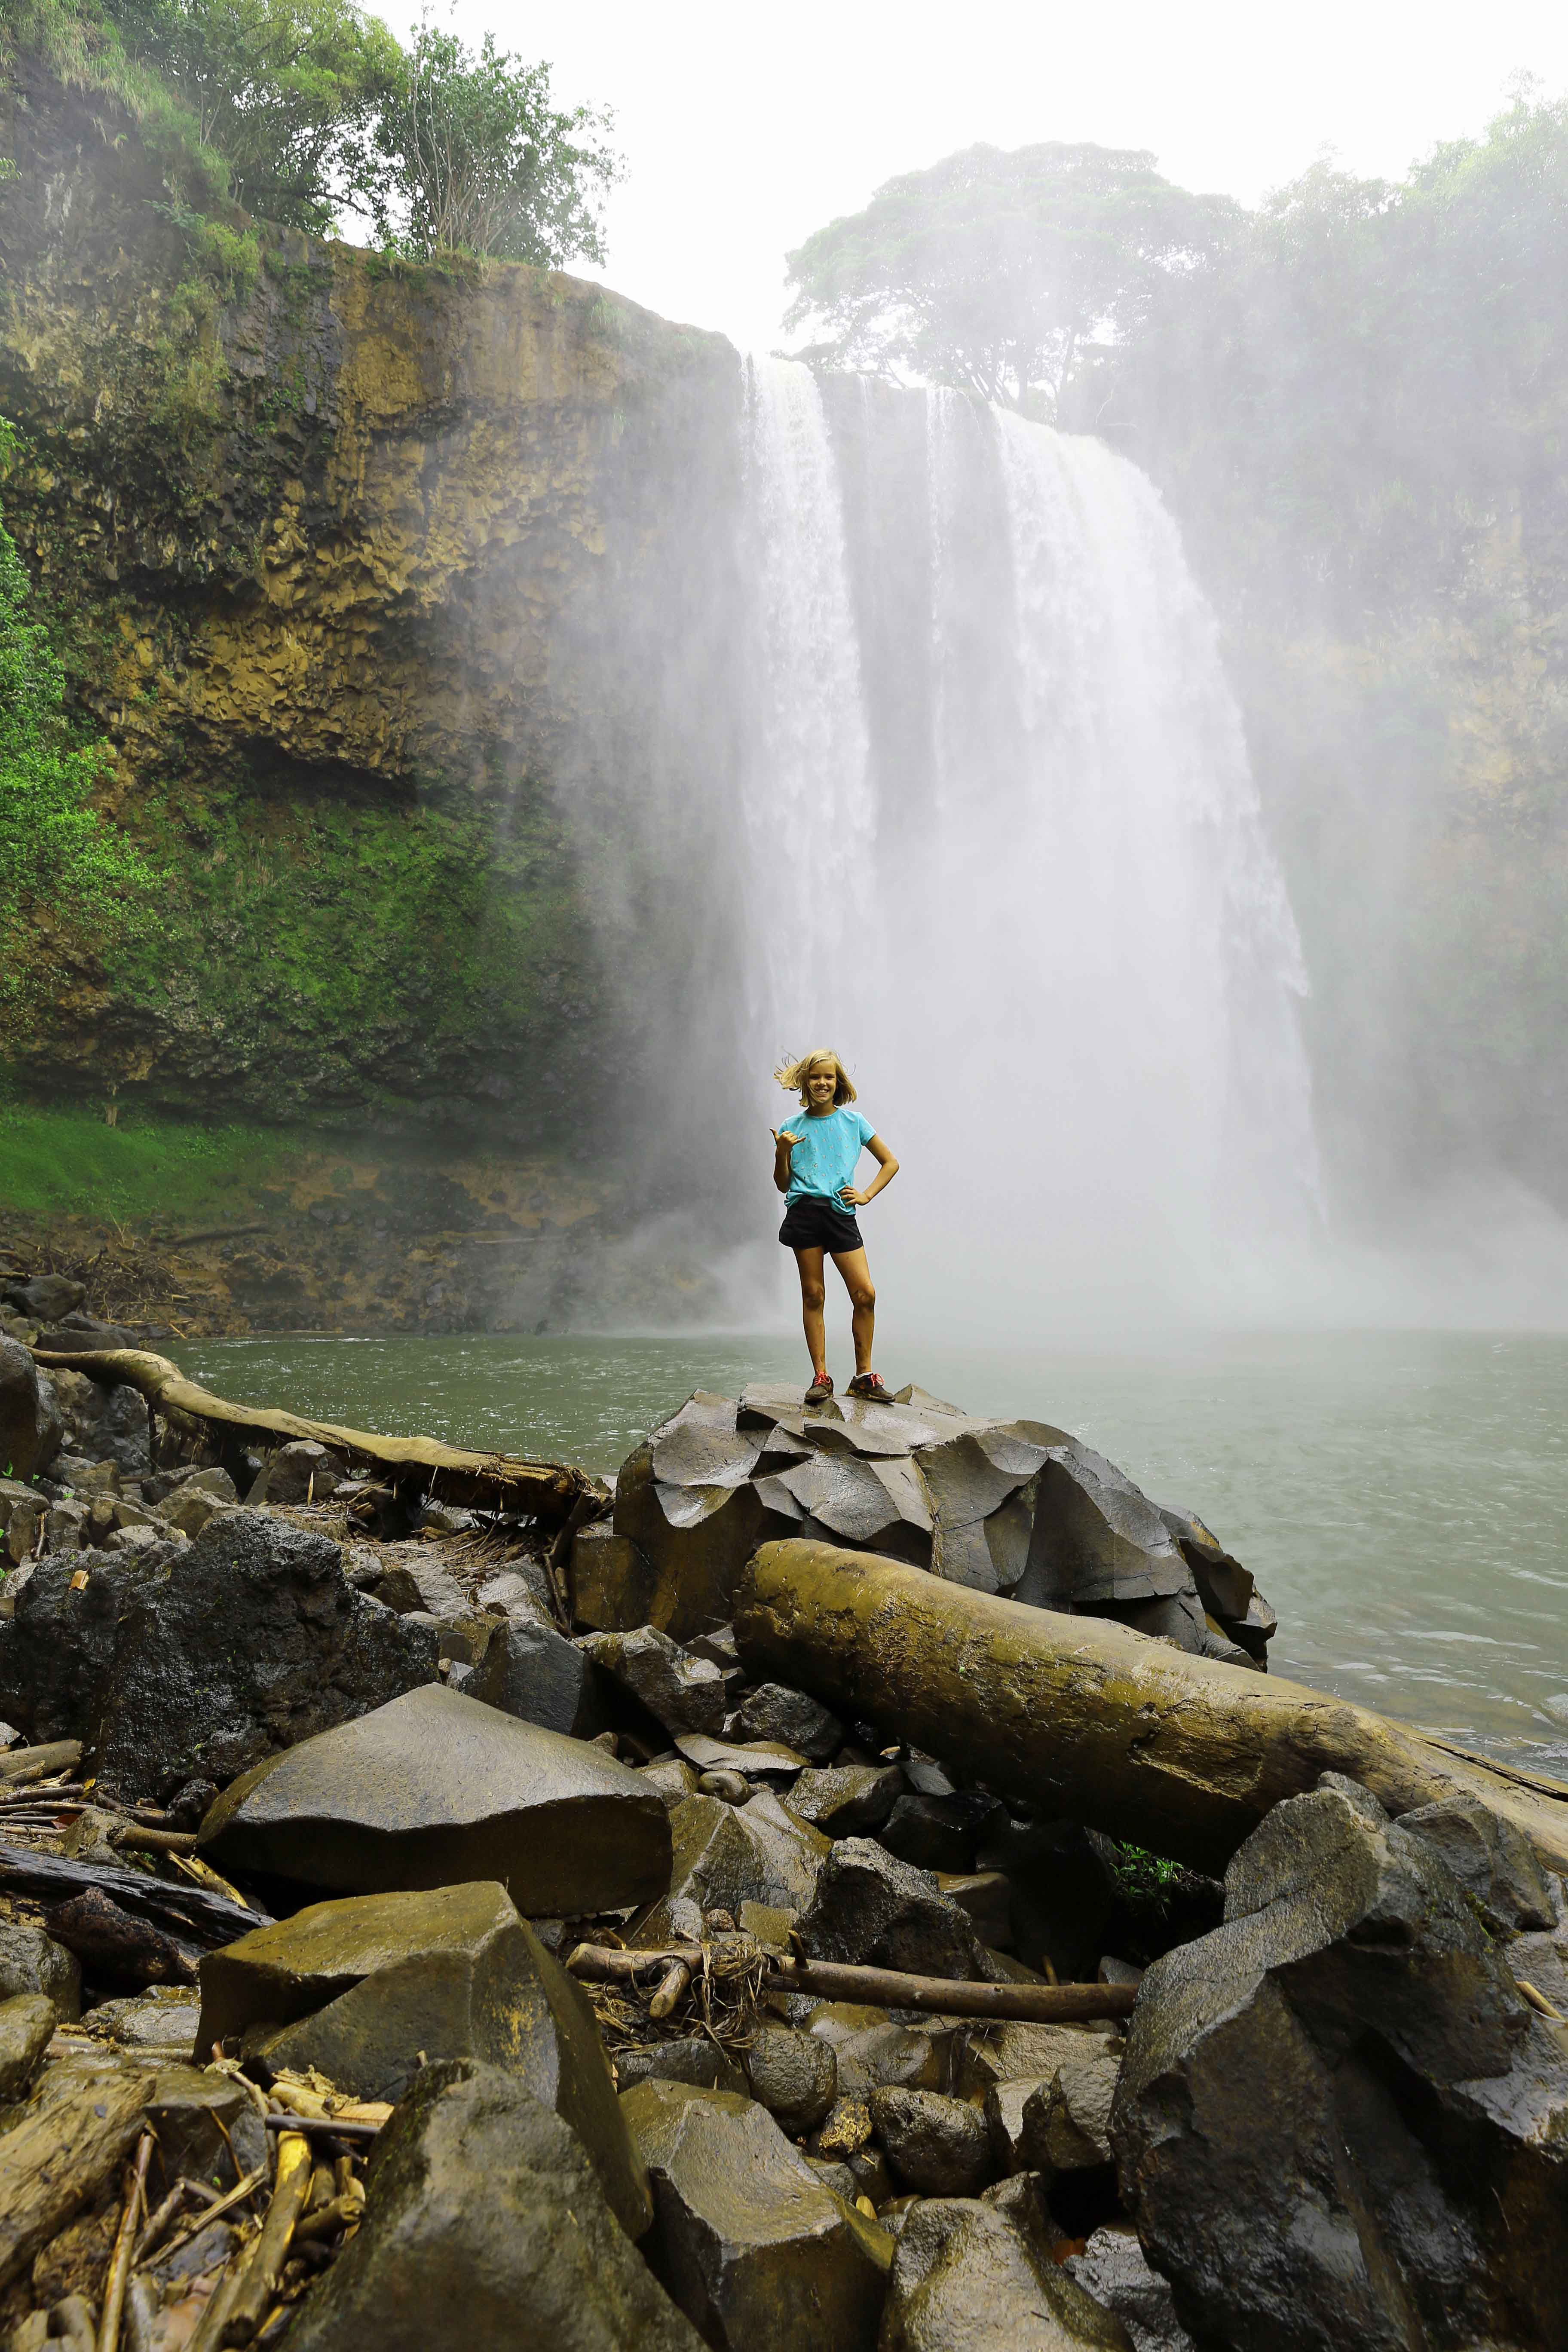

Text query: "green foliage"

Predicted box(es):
[0, 419, 158, 1039]
[364, 13, 619, 265]
[1, 0, 233, 214]
[0, 1097, 294, 1219]
[102, 0, 401, 233]
[1109, 1842, 1186, 1905]
[786, 142, 1236, 418]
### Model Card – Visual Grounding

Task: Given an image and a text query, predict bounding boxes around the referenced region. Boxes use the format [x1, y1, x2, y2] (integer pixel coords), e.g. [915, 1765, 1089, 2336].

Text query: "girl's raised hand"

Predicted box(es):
[773, 1128, 801, 1146]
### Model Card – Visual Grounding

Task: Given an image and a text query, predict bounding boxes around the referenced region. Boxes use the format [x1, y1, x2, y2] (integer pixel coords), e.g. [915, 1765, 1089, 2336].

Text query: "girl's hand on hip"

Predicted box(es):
[840, 1185, 873, 1207]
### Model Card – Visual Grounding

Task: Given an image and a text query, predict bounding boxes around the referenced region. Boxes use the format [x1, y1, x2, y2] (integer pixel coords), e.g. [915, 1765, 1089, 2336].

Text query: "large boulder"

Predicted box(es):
[0, 1550, 168, 1747]
[1396, 1790, 1556, 1932]
[622, 2078, 892, 2352]
[880, 2197, 1132, 2351]
[3, 1276, 84, 1323]
[579, 1624, 728, 1734]
[287, 2061, 704, 2352]
[1011, 1446, 1213, 1657]
[787, 1763, 904, 1835]
[916, 1421, 1065, 1595]
[199, 1683, 672, 1914]
[93, 1510, 440, 1796]
[632, 1790, 826, 1946]
[0, 1335, 58, 1483]
[468, 1614, 609, 1738]
[197, 1881, 650, 2236]
[1110, 1773, 1568, 2352]
[798, 1839, 986, 1978]
[613, 1397, 798, 1641]
[57, 1379, 148, 1476]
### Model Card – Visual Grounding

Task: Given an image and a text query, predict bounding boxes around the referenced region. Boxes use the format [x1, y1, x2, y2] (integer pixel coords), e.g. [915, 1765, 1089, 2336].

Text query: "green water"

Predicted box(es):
[178, 1329, 1568, 1772]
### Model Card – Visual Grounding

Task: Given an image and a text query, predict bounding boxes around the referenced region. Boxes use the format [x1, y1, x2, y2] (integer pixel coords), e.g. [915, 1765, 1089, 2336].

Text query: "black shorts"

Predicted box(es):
[779, 1196, 864, 1254]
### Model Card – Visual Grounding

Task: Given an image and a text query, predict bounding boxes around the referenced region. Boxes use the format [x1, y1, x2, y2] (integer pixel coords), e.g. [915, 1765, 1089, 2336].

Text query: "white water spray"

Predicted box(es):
[739, 359, 1320, 1330]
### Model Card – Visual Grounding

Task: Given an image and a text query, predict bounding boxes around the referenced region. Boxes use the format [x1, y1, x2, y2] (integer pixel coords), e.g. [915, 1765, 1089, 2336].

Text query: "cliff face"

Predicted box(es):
[0, 64, 743, 1143]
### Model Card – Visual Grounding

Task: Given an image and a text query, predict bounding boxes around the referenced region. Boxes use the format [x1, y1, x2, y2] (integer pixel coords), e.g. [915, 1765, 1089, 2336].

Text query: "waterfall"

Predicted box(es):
[737, 358, 1319, 1329]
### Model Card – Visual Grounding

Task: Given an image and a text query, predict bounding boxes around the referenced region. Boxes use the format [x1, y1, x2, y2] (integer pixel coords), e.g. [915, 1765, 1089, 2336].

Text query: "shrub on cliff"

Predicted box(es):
[0, 422, 156, 1038]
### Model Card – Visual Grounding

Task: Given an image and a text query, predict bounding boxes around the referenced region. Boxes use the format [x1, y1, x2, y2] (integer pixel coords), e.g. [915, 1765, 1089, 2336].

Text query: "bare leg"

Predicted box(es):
[831, 1246, 876, 1377]
[793, 1248, 828, 1377]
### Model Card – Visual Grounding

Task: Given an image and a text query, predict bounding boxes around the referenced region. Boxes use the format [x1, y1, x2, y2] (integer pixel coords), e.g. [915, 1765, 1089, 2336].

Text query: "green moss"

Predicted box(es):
[0, 1098, 294, 1220]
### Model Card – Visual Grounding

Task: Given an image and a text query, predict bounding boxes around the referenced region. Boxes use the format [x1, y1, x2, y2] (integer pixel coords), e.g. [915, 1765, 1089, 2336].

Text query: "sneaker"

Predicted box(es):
[845, 1372, 893, 1404]
[804, 1371, 834, 1406]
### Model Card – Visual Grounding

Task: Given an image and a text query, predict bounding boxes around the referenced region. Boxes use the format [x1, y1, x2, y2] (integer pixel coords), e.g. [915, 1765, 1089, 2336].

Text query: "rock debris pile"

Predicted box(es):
[0, 1302, 1565, 2352]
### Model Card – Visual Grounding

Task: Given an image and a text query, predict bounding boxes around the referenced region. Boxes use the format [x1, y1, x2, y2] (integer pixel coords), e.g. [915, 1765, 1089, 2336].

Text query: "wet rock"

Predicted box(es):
[1397, 1790, 1556, 1931]
[916, 1421, 1060, 1595]
[935, 1869, 1013, 1952]
[200, 1880, 651, 2236]
[0, 1924, 80, 2022]
[1157, 1504, 1275, 1661]
[633, 1790, 827, 1946]
[250, 1439, 342, 1505]
[159, 1486, 233, 1539]
[814, 2011, 946, 2098]
[772, 1447, 933, 1563]
[799, 1838, 985, 1978]
[570, 1521, 658, 1631]
[0, 1994, 55, 2101]
[613, 1397, 798, 1641]
[143, 2064, 269, 2185]
[1021, 2051, 1121, 2172]
[3, 1276, 84, 1323]
[0, 1337, 55, 1484]
[200, 1684, 672, 1914]
[618, 2039, 749, 2098]
[729, 1682, 842, 1761]
[0, 1549, 168, 1746]
[1110, 1772, 1568, 2352]
[288, 2061, 701, 2352]
[787, 1762, 904, 1835]
[469, 1614, 609, 1738]
[870, 2086, 995, 2196]
[581, 1624, 728, 1735]
[953, 2021, 1121, 2103]
[81, 1987, 199, 2053]
[983, 2076, 1043, 2175]
[475, 1560, 556, 1619]
[93, 1510, 440, 1797]
[881, 2196, 1132, 2351]
[622, 2077, 892, 2352]
[58, 1380, 147, 1476]
[880, 1792, 985, 1874]
[641, 1756, 701, 1806]
[674, 1731, 808, 1783]
[1064, 2229, 1195, 2352]
[808, 2091, 873, 2159]
[742, 2022, 838, 2134]
[0, 1477, 44, 1569]
[1011, 1446, 1207, 1654]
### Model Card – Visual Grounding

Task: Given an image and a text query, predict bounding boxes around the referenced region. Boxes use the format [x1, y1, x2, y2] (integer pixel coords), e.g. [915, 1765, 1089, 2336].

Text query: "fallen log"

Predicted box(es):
[565, 1942, 1139, 2024]
[735, 1541, 1568, 1877]
[0, 1843, 270, 1946]
[0, 1743, 83, 1785]
[0, 2068, 147, 2289]
[29, 1348, 603, 1526]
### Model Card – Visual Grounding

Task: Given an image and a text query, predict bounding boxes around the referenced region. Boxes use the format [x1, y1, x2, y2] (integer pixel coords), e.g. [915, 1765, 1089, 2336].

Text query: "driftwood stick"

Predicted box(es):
[735, 1540, 1568, 1876]
[565, 1941, 1139, 2024]
[29, 1347, 602, 1526]
[649, 1960, 692, 2020]
[150, 2167, 266, 2270]
[99, 2130, 154, 2352]
[259, 2113, 382, 2145]
[0, 1743, 83, 1785]
[222, 2130, 312, 2347]
[0, 1843, 269, 1944]
[135, 2179, 192, 2264]
[112, 1825, 199, 1857]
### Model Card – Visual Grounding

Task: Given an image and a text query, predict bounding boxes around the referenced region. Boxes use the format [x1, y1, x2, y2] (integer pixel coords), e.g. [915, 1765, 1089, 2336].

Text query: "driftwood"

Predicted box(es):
[735, 1541, 1568, 1877]
[30, 1348, 602, 1525]
[0, 1743, 83, 1785]
[99, 2131, 153, 2352]
[42, 1888, 197, 1985]
[0, 2069, 147, 2288]
[0, 1843, 270, 1946]
[224, 2128, 312, 2346]
[566, 1942, 1139, 2025]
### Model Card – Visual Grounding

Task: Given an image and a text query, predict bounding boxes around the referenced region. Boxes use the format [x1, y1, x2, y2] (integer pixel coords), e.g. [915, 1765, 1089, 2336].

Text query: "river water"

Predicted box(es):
[179, 1326, 1568, 1774]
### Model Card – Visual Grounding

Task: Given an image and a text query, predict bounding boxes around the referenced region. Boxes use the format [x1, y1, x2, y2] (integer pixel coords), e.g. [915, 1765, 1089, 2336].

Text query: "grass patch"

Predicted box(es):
[0, 1101, 296, 1224]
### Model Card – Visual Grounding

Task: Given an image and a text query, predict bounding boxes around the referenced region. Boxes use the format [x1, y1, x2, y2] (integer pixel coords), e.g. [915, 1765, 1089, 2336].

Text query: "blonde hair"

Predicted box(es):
[775, 1049, 858, 1108]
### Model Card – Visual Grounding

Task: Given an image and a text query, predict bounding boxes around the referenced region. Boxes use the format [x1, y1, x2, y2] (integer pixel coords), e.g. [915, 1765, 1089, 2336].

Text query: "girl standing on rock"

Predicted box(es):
[771, 1050, 899, 1407]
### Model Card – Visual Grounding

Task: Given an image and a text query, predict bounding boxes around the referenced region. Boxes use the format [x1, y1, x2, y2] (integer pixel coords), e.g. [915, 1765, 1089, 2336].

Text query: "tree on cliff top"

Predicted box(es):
[364, 16, 619, 265]
[785, 141, 1236, 419]
[101, 0, 401, 230]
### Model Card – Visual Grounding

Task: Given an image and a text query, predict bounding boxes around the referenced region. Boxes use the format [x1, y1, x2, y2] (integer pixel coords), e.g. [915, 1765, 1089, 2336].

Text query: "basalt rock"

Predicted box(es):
[0, 1336, 58, 1484]
[1021, 2051, 1121, 2173]
[728, 1681, 842, 1761]
[787, 1762, 905, 1835]
[1064, 2230, 1196, 2352]
[469, 1614, 610, 1739]
[880, 2197, 1132, 2352]
[0, 1995, 55, 2103]
[870, 2086, 996, 2197]
[580, 1624, 728, 1735]
[199, 1880, 651, 2236]
[199, 1684, 672, 1914]
[93, 1510, 440, 1796]
[632, 1789, 826, 1946]
[742, 2022, 839, 2135]
[0, 1923, 81, 2022]
[799, 1838, 986, 1979]
[622, 2078, 892, 2352]
[287, 2064, 702, 2352]
[1396, 1789, 1556, 1931]
[0, 1549, 169, 1747]
[1109, 1772, 1568, 2352]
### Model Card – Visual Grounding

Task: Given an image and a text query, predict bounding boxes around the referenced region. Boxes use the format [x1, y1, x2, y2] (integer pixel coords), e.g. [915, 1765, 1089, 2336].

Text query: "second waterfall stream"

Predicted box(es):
[729, 356, 1320, 1331]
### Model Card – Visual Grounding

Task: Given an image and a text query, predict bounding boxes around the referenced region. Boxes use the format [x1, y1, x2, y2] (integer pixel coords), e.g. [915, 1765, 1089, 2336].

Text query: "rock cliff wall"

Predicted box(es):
[0, 64, 744, 1151]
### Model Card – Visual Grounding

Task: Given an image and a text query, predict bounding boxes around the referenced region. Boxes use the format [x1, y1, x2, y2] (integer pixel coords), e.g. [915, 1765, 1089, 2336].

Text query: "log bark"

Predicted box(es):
[0, 2069, 147, 2289]
[0, 1843, 270, 1946]
[29, 1348, 603, 1526]
[735, 1541, 1568, 1877]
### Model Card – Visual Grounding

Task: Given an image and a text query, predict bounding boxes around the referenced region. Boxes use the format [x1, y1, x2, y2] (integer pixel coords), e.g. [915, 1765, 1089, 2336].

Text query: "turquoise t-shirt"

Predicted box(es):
[783, 1105, 876, 1208]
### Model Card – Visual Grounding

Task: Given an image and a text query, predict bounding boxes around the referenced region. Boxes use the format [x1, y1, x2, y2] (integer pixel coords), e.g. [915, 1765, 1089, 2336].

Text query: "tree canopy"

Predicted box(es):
[784, 141, 1235, 418]
[364, 18, 618, 265]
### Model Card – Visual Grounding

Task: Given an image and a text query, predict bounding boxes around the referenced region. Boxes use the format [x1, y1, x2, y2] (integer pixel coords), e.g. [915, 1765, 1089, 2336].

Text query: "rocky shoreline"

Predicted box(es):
[0, 1271, 1565, 2352]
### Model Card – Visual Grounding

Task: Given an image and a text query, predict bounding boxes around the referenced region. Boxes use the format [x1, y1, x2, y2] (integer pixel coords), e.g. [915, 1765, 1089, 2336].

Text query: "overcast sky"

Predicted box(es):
[379, 0, 1568, 355]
